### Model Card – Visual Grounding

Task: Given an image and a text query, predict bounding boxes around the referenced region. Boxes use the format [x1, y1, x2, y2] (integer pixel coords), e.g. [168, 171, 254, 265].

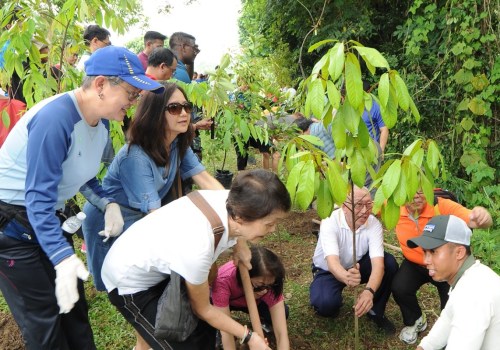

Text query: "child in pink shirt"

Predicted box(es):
[212, 246, 290, 350]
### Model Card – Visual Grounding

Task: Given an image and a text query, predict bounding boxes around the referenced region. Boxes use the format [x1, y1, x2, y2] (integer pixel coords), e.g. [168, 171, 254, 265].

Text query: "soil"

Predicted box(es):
[0, 310, 24, 350]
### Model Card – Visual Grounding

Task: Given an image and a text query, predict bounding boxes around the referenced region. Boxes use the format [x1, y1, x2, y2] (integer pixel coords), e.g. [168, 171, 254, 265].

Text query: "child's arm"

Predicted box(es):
[269, 300, 290, 350]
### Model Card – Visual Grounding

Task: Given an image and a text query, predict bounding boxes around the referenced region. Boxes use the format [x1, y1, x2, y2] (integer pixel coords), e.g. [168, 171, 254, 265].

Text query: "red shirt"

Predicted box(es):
[137, 51, 148, 70]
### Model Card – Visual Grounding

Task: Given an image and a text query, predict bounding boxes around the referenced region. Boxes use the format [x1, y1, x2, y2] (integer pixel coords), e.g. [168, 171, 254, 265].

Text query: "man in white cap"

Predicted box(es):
[408, 215, 500, 350]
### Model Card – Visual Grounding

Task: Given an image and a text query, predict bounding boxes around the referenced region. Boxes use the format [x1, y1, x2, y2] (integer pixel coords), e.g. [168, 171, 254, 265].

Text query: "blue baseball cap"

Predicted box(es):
[84, 46, 164, 93]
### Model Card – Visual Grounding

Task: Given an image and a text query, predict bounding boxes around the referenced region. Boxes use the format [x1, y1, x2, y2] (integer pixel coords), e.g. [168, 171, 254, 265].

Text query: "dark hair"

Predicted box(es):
[83, 25, 110, 46]
[169, 32, 196, 48]
[294, 116, 314, 132]
[144, 31, 167, 44]
[148, 47, 176, 68]
[127, 82, 194, 167]
[226, 169, 291, 222]
[236, 246, 285, 298]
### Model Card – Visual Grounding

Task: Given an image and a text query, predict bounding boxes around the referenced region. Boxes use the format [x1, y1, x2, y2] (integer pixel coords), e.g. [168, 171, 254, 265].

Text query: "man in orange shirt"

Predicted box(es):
[392, 190, 492, 345]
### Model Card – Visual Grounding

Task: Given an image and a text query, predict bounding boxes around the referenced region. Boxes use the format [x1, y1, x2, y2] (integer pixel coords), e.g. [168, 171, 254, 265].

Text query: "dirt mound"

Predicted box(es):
[0, 310, 24, 350]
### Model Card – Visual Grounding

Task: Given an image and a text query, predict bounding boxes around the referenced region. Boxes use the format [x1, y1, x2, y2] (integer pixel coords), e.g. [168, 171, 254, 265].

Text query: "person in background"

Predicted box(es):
[212, 245, 290, 350]
[310, 186, 398, 334]
[145, 47, 177, 81]
[192, 71, 198, 81]
[137, 30, 167, 70]
[407, 215, 500, 350]
[392, 189, 492, 345]
[361, 80, 389, 155]
[0, 46, 164, 349]
[76, 24, 111, 71]
[101, 169, 291, 350]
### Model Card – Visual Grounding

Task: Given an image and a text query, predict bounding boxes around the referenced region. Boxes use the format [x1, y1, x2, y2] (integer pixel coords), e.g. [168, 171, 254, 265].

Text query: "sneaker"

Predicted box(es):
[399, 313, 427, 344]
[367, 313, 396, 335]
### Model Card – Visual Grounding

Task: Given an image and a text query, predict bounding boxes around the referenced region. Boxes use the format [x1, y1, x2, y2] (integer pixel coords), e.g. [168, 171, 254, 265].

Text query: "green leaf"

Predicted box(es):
[471, 74, 489, 91]
[420, 172, 434, 203]
[357, 117, 370, 148]
[326, 159, 347, 205]
[378, 73, 390, 108]
[409, 97, 421, 123]
[299, 134, 324, 147]
[350, 150, 366, 187]
[345, 53, 363, 110]
[373, 186, 385, 214]
[394, 74, 410, 111]
[327, 42, 345, 82]
[468, 97, 487, 115]
[383, 198, 400, 230]
[286, 160, 304, 202]
[353, 46, 390, 69]
[296, 160, 315, 210]
[382, 159, 401, 197]
[317, 178, 334, 219]
[460, 117, 474, 131]
[393, 170, 407, 206]
[2, 109, 10, 129]
[308, 39, 336, 53]
[405, 162, 419, 200]
[426, 140, 440, 177]
[307, 78, 325, 119]
[412, 148, 425, 168]
[331, 112, 347, 149]
[403, 139, 422, 157]
[340, 98, 360, 134]
[311, 54, 328, 78]
[326, 81, 341, 110]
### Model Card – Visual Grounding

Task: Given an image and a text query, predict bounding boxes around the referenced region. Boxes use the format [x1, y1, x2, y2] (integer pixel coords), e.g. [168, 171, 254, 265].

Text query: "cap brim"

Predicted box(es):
[407, 236, 447, 250]
[121, 75, 164, 93]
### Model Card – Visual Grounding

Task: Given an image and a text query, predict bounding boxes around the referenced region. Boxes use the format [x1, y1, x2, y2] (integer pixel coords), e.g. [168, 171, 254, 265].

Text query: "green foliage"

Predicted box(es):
[283, 40, 439, 229]
[0, 0, 142, 110]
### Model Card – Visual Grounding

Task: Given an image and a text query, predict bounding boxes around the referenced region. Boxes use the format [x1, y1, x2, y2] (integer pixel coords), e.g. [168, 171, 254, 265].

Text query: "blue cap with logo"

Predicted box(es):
[408, 215, 472, 250]
[84, 46, 164, 93]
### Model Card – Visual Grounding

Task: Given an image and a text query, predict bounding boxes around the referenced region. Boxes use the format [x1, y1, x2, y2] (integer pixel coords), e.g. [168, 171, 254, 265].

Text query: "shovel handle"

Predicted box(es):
[238, 262, 265, 338]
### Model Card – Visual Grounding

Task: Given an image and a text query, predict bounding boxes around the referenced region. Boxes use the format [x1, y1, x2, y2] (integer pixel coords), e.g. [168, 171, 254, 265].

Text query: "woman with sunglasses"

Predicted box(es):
[212, 246, 290, 350]
[82, 82, 224, 349]
[83, 82, 223, 289]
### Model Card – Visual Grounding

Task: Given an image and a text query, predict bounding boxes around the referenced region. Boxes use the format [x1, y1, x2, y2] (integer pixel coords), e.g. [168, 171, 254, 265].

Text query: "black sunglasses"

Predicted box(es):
[252, 283, 277, 293]
[165, 102, 193, 115]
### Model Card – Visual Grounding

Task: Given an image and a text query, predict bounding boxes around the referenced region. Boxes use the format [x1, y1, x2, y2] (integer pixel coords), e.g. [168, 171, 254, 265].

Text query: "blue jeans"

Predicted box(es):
[310, 252, 398, 317]
[82, 202, 144, 291]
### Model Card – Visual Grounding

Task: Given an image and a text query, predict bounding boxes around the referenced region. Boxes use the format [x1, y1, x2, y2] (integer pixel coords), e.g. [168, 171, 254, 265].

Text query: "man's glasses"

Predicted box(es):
[99, 39, 112, 46]
[252, 282, 277, 293]
[165, 102, 193, 115]
[346, 201, 374, 211]
[116, 84, 141, 102]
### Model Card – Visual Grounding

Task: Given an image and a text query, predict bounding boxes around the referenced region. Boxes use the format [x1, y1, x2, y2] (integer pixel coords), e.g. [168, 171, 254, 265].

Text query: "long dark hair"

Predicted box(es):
[127, 83, 194, 167]
[226, 169, 291, 222]
[236, 246, 285, 298]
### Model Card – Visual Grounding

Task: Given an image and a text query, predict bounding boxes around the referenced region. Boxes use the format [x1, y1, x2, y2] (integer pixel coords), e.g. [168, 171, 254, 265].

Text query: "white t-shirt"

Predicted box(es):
[101, 190, 237, 295]
[312, 208, 384, 270]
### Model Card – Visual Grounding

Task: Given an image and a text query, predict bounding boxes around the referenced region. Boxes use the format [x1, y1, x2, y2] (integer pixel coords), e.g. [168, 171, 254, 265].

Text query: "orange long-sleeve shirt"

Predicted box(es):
[395, 198, 471, 265]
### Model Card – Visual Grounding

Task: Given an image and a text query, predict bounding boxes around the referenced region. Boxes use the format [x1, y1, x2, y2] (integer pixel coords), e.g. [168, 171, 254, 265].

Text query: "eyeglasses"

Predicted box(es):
[165, 102, 193, 115]
[252, 282, 277, 293]
[116, 84, 141, 102]
[98, 39, 112, 46]
[346, 201, 374, 211]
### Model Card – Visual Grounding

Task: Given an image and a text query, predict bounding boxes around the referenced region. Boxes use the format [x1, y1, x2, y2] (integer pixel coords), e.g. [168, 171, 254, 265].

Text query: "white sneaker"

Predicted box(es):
[399, 313, 427, 344]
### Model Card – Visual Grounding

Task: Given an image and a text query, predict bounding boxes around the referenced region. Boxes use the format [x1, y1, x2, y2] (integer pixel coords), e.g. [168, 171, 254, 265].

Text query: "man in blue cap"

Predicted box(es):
[0, 46, 163, 349]
[408, 215, 500, 350]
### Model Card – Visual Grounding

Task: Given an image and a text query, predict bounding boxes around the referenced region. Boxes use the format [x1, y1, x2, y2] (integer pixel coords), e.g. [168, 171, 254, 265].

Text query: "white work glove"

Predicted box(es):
[98, 202, 124, 242]
[54, 254, 89, 314]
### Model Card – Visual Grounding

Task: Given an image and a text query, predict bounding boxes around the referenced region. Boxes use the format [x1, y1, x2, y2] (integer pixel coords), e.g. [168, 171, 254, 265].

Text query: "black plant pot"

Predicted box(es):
[215, 169, 233, 189]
